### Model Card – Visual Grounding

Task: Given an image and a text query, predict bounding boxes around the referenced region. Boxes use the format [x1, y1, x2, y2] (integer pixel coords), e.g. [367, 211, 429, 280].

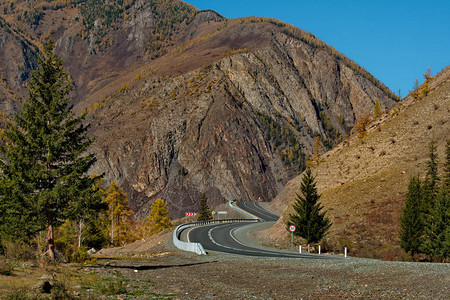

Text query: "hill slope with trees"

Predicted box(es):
[0, 0, 397, 219]
[261, 66, 450, 259]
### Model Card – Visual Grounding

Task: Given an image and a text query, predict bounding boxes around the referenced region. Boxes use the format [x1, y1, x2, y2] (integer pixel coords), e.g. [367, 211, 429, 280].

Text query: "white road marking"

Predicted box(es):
[186, 226, 196, 243]
[241, 202, 277, 220]
[205, 224, 310, 258]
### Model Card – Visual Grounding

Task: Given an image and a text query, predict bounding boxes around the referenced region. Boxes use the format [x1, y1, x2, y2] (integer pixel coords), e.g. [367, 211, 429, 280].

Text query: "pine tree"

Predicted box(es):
[421, 140, 450, 261]
[373, 99, 382, 119]
[197, 193, 211, 221]
[287, 168, 331, 245]
[104, 182, 134, 246]
[420, 190, 449, 260]
[145, 198, 172, 236]
[399, 176, 424, 259]
[444, 140, 450, 189]
[423, 140, 439, 211]
[0, 40, 99, 260]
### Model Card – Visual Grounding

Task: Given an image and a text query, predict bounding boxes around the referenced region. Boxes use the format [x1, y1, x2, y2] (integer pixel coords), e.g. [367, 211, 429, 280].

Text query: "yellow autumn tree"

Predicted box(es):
[307, 136, 325, 166]
[420, 68, 433, 98]
[373, 99, 382, 119]
[354, 114, 371, 139]
[104, 182, 134, 246]
[145, 198, 172, 237]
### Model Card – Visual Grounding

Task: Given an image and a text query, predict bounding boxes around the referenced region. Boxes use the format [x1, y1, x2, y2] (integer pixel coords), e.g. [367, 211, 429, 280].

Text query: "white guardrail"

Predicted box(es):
[173, 216, 259, 255]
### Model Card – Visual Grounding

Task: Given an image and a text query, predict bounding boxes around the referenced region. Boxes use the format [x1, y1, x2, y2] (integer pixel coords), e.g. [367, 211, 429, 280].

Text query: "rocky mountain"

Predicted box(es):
[260, 66, 450, 259]
[0, 0, 397, 218]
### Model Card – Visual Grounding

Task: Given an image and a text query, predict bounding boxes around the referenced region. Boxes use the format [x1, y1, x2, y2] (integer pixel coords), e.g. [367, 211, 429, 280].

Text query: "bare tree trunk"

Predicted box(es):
[111, 213, 114, 246]
[47, 224, 55, 260]
[78, 219, 84, 248]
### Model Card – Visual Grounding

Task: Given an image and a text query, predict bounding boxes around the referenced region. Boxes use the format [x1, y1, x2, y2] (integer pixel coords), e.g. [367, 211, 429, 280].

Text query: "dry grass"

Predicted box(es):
[261, 66, 450, 260]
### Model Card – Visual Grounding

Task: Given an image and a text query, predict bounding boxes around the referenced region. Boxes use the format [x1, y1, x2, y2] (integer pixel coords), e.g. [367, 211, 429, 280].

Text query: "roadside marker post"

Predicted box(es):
[299, 245, 302, 253]
[345, 247, 348, 258]
[319, 245, 321, 254]
[289, 225, 296, 250]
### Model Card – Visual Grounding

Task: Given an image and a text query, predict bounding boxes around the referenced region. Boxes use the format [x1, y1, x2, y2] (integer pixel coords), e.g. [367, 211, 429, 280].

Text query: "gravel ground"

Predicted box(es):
[92, 216, 449, 299]
[92, 252, 449, 299]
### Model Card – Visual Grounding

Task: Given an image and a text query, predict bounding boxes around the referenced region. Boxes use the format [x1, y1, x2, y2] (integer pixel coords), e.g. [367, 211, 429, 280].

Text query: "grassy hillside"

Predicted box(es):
[259, 66, 450, 260]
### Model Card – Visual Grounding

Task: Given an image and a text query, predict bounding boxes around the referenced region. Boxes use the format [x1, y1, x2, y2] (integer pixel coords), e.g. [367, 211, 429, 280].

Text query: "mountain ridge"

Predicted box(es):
[0, 0, 397, 218]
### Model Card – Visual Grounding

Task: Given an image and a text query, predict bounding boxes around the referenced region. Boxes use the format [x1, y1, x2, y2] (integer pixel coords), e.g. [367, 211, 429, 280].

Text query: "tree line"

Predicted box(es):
[399, 140, 450, 261]
[0, 40, 172, 262]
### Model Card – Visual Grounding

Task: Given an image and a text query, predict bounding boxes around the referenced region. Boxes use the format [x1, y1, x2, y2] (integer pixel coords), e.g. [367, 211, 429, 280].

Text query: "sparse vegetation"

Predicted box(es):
[256, 111, 306, 173]
[354, 114, 371, 139]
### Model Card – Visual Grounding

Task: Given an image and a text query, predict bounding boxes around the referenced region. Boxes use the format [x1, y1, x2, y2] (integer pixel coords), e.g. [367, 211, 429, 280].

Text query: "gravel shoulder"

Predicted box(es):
[94, 220, 449, 299]
[92, 253, 449, 299]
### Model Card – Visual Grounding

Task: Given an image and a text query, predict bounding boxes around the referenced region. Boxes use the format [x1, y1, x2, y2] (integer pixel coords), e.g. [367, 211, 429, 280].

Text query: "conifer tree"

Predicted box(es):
[104, 181, 134, 246]
[197, 193, 211, 221]
[420, 191, 449, 260]
[421, 140, 450, 261]
[287, 168, 331, 245]
[423, 140, 439, 210]
[444, 140, 450, 189]
[373, 99, 382, 119]
[0, 40, 99, 260]
[399, 176, 424, 259]
[145, 198, 172, 236]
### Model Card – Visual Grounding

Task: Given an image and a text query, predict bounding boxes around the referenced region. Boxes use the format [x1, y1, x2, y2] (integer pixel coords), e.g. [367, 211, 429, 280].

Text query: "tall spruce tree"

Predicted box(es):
[421, 191, 449, 260]
[399, 176, 424, 259]
[197, 193, 211, 221]
[0, 40, 99, 259]
[287, 168, 331, 245]
[421, 140, 450, 261]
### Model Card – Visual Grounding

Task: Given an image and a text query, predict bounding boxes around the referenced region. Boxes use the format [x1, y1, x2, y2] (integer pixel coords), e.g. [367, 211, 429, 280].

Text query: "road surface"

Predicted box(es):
[185, 202, 339, 259]
[234, 201, 279, 221]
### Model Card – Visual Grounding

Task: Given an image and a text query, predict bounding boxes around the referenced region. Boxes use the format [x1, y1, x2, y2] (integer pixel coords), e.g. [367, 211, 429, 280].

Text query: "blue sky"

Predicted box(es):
[187, 0, 449, 98]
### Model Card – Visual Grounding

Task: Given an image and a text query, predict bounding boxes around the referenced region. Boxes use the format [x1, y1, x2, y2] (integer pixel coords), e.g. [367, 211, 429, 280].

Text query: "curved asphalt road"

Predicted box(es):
[186, 202, 338, 259]
[235, 201, 279, 221]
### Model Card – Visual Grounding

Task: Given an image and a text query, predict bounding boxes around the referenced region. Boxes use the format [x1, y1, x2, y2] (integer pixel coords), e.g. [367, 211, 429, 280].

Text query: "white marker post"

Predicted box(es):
[299, 245, 302, 253]
[345, 247, 348, 258]
[319, 245, 321, 255]
[289, 225, 296, 250]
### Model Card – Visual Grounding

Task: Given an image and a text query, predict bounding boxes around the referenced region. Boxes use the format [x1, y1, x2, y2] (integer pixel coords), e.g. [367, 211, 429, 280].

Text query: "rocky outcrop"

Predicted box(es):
[0, 1, 396, 219]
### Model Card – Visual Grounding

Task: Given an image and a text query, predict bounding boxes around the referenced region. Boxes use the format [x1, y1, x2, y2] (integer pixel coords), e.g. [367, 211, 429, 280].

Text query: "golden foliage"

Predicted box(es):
[103, 182, 135, 246]
[354, 114, 371, 139]
[373, 99, 382, 119]
[144, 198, 172, 237]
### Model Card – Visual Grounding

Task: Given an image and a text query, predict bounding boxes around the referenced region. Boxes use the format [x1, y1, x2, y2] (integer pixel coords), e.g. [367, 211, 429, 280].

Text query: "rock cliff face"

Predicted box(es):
[0, 0, 396, 218]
